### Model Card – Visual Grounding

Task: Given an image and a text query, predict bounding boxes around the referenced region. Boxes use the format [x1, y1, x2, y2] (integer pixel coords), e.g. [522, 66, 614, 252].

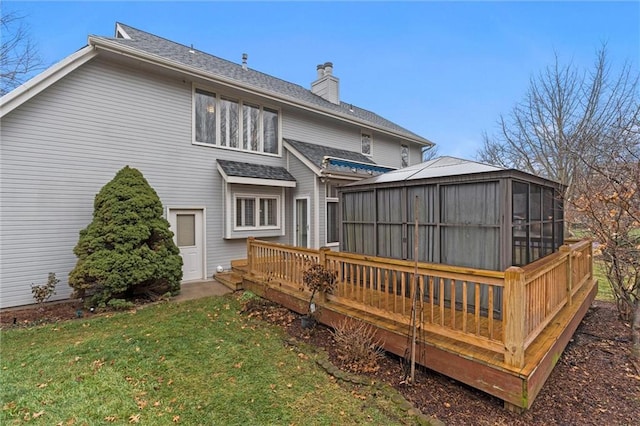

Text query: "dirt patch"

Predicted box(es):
[3, 298, 638, 424]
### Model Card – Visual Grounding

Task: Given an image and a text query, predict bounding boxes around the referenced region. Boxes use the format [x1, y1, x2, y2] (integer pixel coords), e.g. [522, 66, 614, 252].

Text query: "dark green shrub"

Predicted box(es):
[69, 166, 183, 305]
[107, 298, 135, 311]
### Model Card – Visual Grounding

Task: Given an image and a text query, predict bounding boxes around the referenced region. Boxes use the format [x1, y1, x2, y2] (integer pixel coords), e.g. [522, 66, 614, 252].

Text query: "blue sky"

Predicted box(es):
[4, 1, 639, 157]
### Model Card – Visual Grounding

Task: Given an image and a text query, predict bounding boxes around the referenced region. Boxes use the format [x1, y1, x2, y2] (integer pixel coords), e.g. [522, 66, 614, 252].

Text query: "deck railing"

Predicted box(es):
[246, 237, 592, 368]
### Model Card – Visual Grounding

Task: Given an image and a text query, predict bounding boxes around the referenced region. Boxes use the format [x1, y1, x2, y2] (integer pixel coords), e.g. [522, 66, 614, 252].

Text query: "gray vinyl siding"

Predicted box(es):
[286, 152, 318, 247]
[1, 55, 426, 308]
[282, 107, 422, 169]
[0, 58, 284, 308]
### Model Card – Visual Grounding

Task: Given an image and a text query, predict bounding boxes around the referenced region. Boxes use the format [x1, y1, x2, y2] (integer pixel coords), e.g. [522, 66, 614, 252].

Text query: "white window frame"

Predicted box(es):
[325, 184, 339, 246]
[193, 85, 281, 156]
[232, 193, 281, 232]
[361, 132, 373, 156]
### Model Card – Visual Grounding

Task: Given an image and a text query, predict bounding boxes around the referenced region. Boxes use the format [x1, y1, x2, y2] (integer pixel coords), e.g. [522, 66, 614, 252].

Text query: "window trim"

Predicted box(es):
[232, 193, 281, 232]
[193, 85, 281, 157]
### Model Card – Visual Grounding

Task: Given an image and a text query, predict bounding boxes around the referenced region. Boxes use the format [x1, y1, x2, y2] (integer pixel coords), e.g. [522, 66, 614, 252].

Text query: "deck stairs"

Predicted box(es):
[213, 259, 248, 291]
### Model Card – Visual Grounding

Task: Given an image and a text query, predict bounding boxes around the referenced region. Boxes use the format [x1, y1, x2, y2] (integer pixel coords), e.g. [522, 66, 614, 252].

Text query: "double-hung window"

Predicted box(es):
[235, 195, 280, 230]
[194, 88, 279, 155]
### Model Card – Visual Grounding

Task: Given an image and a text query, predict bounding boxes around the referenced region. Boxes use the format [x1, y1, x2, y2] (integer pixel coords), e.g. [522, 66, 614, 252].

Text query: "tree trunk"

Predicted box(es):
[632, 300, 640, 369]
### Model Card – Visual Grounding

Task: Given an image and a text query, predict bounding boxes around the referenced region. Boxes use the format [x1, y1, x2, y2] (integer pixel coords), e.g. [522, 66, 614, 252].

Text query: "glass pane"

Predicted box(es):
[195, 89, 216, 144]
[401, 144, 409, 168]
[529, 185, 542, 221]
[176, 214, 195, 247]
[327, 201, 339, 243]
[220, 98, 239, 148]
[263, 108, 279, 154]
[243, 103, 260, 151]
[236, 198, 255, 227]
[361, 133, 371, 155]
[512, 181, 528, 222]
[543, 188, 554, 220]
[260, 198, 277, 226]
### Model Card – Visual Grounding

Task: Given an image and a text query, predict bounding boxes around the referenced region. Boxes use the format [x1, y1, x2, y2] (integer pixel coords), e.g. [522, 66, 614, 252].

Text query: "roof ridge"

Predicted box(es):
[114, 23, 338, 107]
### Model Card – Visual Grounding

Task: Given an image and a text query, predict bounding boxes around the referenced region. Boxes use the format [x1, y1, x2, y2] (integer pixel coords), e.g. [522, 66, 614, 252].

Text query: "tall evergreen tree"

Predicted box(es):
[69, 166, 182, 305]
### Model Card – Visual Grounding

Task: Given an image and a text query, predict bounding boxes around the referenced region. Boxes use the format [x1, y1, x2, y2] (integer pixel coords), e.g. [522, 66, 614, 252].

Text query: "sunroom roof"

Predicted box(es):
[348, 156, 505, 185]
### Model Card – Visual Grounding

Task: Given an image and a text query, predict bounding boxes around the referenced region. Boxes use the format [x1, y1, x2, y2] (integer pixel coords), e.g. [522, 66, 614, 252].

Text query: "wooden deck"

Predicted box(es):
[237, 238, 597, 410]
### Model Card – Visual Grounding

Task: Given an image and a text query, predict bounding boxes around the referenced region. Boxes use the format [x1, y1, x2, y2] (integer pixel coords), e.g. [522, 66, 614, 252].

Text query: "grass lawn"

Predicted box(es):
[1, 296, 415, 425]
[593, 260, 616, 302]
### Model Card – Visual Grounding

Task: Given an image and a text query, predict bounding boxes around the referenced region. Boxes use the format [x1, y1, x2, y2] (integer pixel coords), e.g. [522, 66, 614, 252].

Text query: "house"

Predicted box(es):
[0, 23, 433, 308]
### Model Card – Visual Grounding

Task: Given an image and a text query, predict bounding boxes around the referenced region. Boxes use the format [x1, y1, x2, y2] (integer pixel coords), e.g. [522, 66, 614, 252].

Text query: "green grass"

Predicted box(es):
[593, 261, 616, 302]
[1, 296, 415, 425]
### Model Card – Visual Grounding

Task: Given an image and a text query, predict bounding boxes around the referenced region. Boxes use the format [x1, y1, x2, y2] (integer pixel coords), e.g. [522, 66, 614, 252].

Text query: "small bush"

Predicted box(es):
[107, 298, 135, 311]
[31, 273, 59, 305]
[332, 318, 385, 374]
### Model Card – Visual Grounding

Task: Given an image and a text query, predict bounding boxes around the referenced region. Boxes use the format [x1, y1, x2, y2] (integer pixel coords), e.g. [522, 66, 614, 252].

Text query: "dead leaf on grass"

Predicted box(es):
[32, 410, 45, 418]
[129, 413, 141, 423]
[172, 415, 180, 422]
[104, 415, 117, 422]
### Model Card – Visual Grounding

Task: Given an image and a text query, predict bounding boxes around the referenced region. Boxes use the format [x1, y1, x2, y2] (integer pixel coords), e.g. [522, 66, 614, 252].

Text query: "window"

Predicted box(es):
[326, 184, 339, 244]
[260, 198, 277, 226]
[220, 97, 239, 148]
[195, 89, 216, 144]
[234, 195, 279, 230]
[361, 133, 372, 156]
[401, 144, 409, 168]
[194, 88, 279, 155]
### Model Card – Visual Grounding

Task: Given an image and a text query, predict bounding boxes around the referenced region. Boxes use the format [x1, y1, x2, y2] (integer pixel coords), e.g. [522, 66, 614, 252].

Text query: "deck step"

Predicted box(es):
[214, 271, 244, 291]
[230, 259, 248, 274]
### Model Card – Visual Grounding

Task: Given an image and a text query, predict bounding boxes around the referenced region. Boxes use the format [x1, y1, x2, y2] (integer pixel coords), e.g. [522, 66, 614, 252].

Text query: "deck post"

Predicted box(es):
[247, 237, 255, 275]
[559, 245, 573, 305]
[504, 266, 526, 368]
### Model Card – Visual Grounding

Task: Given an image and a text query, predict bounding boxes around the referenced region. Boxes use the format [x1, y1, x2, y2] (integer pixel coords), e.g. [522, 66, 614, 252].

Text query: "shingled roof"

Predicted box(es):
[216, 159, 296, 185]
[88, 23, 431, 146]
[285, 139, 376, 168]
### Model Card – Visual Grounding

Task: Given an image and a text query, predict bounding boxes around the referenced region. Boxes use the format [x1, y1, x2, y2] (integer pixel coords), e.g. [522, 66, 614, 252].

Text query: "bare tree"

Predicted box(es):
[479, 45, 640, 365]
[1, 12, 44, 96]
[478, 46, 639, 205]
[422, 144, 439, 161]
[572, 126, 639, 367]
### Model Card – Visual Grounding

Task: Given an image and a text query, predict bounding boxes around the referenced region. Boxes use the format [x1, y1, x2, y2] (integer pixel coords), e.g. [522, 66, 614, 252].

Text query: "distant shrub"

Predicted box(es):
[69, 166, 183, 306]
[31, 273, 59, 305]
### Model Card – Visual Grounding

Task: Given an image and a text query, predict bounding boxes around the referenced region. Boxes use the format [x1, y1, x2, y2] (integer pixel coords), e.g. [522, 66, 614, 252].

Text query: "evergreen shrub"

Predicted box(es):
[69, 166, 182, 305]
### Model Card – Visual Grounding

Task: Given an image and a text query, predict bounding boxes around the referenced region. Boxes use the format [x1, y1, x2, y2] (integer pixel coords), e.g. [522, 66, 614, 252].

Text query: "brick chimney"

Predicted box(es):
[311, 62, 339, 105]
